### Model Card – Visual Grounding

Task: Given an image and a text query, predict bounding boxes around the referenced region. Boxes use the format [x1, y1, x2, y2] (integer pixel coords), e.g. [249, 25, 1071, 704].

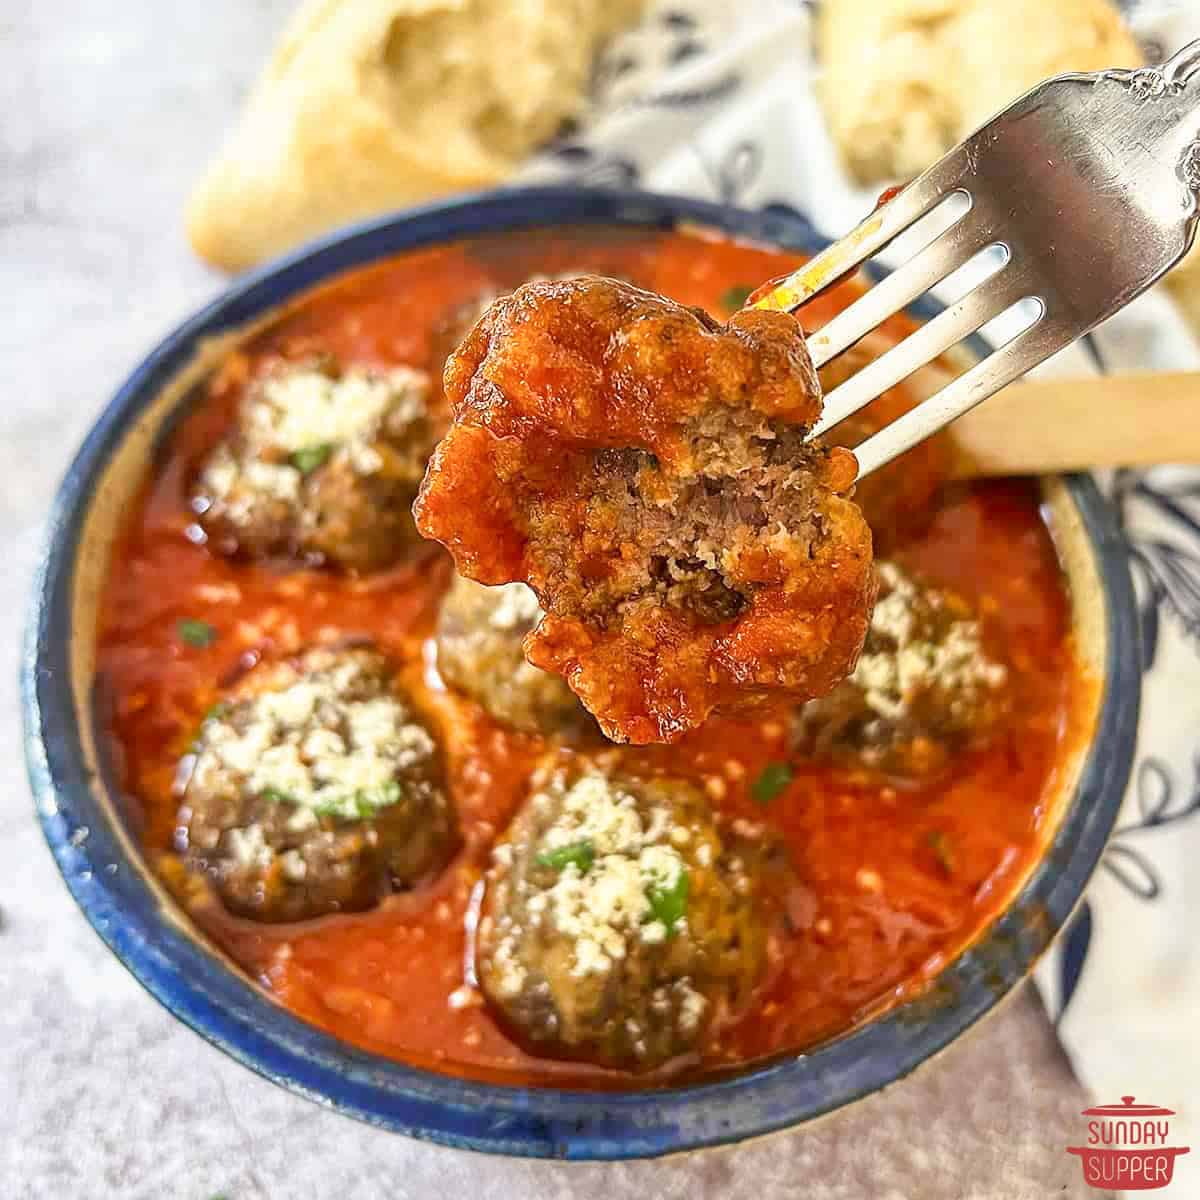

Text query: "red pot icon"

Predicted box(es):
[1067, 1096, 1190, 1191]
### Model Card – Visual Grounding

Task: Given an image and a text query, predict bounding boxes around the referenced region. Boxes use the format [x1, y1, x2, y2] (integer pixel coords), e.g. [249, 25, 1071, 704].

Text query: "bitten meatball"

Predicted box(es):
[177, 646, 458, 922]
[475, 757, 786, 1070]
[794, 562, 1010, 778]
[416, 276, 876, 745]
[193, 356, 437, 572]
[435, 576, 591, 736]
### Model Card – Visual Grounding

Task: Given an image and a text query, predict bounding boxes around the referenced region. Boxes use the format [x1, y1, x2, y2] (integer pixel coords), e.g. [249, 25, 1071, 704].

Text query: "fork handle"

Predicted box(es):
[1161, 40, 1200, 86]
[947, 372, 1200, 477]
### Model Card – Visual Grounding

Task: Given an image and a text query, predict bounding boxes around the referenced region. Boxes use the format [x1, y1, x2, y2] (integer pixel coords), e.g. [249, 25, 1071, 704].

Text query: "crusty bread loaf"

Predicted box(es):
[187, 0, 643, 271]
[816, 0, 1143, 184]
[816, 1, 1200, 338]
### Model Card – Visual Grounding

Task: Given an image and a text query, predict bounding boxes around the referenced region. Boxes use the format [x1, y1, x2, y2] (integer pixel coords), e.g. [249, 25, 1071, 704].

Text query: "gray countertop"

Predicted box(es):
[1, 3, 1100, 1196]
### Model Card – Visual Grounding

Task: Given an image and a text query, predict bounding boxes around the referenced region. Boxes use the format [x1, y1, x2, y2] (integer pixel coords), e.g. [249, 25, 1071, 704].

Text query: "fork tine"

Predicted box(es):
[850, 310, 1085, 480]
[807, 213, 1000, 369]
[807, 267, 1034, 440]
[750, 158, 970, 315]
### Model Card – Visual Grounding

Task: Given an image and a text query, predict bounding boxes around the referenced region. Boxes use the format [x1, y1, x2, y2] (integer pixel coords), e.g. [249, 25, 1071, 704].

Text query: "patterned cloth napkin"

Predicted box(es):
[524, 0, 1200, 1179]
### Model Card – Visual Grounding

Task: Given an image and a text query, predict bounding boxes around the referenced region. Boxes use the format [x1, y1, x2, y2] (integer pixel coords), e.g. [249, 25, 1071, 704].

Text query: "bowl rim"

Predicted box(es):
[22, 185, 1141, 1160]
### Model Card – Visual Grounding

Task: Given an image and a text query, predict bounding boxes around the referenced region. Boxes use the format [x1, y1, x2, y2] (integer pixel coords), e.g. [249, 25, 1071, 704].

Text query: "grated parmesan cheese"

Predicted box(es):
[249, 362, 429, 461]
[539, 772, 645, 857]
[225, 823, 274, 869]
[192, 651, 435, 821]
[476, 764, 777, 1068]
[677, 982, 707, 1034]
[198, 360, 432, 528]
[851, 561, 1007, 720]
[506, 773, 694, 980]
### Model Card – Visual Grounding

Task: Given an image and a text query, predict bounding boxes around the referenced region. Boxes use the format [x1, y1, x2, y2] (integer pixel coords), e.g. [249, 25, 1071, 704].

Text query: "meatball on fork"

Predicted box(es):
[416, 276, 875, 744]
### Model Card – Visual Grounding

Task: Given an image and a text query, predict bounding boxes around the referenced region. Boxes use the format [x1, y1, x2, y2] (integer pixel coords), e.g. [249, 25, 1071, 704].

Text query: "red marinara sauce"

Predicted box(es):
[96, 225, 1090, 1088]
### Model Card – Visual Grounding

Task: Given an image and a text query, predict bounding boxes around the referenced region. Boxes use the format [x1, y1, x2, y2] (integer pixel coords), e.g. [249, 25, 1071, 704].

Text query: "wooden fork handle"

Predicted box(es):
[947, 371, 1200, 477]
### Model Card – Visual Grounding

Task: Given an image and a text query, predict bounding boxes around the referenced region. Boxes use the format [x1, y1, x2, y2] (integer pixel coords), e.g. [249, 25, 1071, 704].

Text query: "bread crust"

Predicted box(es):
[187, 0, 644, 270]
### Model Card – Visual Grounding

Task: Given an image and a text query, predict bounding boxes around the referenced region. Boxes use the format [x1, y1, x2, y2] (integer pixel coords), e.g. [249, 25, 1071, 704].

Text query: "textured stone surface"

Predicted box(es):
[1, 3, 1101, 1195]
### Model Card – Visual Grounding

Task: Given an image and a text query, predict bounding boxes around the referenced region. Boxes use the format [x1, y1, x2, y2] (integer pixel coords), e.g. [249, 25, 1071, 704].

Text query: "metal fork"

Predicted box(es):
[751, 39, 1200, 479]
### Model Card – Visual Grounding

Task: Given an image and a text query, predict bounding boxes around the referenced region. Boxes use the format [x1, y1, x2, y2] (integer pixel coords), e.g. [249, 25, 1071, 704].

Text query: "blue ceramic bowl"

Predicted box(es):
[23, 187, 1140, 1159]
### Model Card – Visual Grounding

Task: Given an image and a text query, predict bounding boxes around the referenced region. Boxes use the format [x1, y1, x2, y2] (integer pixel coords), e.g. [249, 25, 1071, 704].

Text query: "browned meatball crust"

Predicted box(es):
[193, 356, 437, 572]
[177, 646, 458, 922]
[416, 275, 875, 745]
[435, 575, 592, 736]
[475, 755, 788, 1071]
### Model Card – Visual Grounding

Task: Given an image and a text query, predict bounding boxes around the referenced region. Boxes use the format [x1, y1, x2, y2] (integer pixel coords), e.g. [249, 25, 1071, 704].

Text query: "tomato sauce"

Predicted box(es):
[96, 225, 1088, 1087]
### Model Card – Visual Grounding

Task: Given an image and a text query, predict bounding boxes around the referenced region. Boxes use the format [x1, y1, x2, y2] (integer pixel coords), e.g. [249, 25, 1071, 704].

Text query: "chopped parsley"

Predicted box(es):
[751, 761, 794, 806]
[645, 864, 690, 938]
[259, 782, 404, 820]
[536, 840, 596, 873]
[290, 443, 333, 474]
[925, 830, 956, 875]
[720, 283, 755, 312]
[316, 782, 403, 819]
[177, 618, 216, 648]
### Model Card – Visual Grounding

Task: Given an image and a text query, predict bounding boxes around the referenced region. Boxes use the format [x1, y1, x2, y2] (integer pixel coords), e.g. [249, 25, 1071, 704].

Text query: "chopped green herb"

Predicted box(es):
[751, 761, 794, 806]
[645, 865, 690, 938]
[258, 782, 403, 820]
[536, 840, 595, 873]
[177, 618, 216, 648]
[258, 785, 407, 820]
[925, 830, 956, 875]
[720, 284, 755, 311]
[304, 783, 403, 819]
[290, 443, 333, 474]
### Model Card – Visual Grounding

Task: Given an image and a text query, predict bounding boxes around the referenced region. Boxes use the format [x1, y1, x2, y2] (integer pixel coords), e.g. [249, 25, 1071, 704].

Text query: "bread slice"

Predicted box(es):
[187, 0, 643, 271]
[816, 0, 1143, 185]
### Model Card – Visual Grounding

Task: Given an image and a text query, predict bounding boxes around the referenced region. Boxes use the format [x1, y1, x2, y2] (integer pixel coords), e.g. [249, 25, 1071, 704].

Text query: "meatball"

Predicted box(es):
[416, 276, 875, 745]
[178, 646, 458, 922]
[193, 356, 437, 572]
[430, 272, 625, 376]
[435, 575, 592, 736]
[794, 562, 1010, 778]
[475, 757, 785, 1070]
